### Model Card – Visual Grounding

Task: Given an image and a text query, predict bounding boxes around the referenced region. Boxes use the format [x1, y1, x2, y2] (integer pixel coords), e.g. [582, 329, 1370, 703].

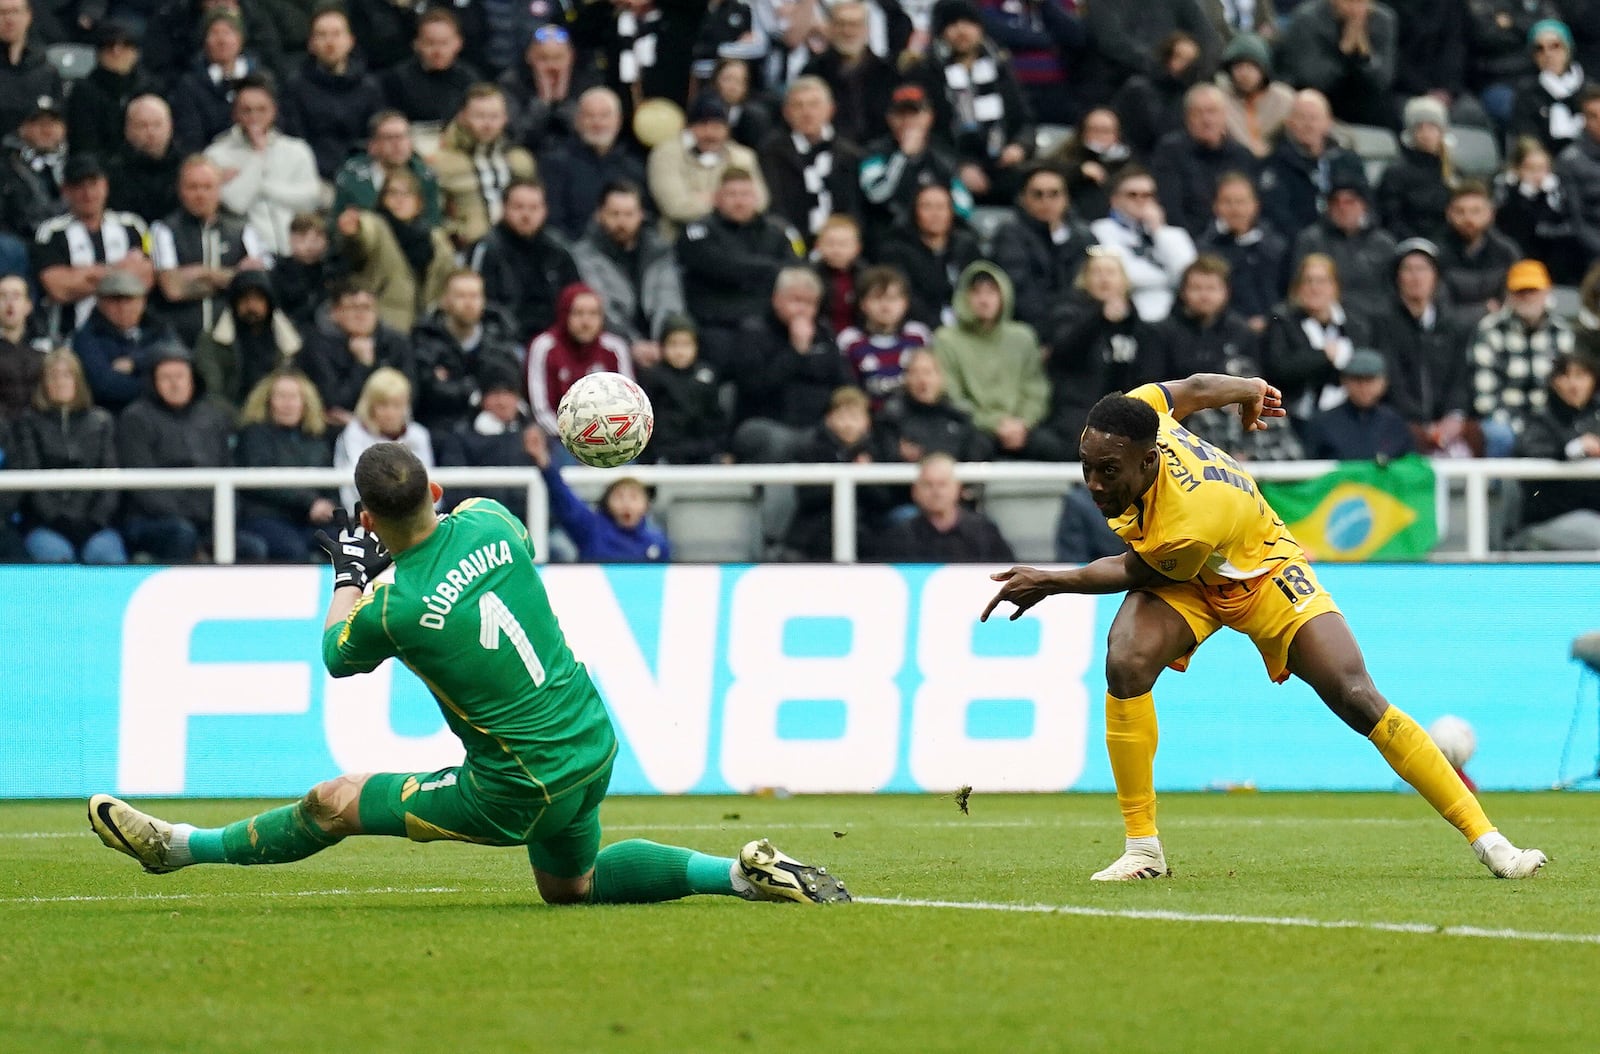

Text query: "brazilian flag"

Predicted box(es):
[1260, 456, 1437, 561]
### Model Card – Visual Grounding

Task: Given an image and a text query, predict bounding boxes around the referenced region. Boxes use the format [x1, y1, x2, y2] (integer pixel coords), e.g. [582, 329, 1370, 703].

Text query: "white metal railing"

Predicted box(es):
[2, 459, 1599, 563]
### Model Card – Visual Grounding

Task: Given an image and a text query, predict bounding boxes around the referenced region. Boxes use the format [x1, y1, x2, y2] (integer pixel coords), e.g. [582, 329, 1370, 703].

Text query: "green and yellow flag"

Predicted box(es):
[1260, 455, 1437, 561]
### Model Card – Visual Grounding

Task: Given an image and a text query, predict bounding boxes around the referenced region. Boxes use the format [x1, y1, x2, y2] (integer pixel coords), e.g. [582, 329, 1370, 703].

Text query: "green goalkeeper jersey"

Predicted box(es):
[322, 497, 617, 800]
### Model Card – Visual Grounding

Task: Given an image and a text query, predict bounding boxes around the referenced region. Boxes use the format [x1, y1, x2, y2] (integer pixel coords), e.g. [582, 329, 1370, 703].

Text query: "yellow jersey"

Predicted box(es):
[1109, 383, 1302, 586]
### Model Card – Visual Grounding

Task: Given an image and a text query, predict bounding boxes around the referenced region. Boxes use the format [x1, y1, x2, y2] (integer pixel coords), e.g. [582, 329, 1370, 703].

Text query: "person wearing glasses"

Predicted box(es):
[990, 164, 1092, 333]
[1088, 166, 1197, 323]
[332, 110, 444, 230]
[1512, 19, 1588, 155]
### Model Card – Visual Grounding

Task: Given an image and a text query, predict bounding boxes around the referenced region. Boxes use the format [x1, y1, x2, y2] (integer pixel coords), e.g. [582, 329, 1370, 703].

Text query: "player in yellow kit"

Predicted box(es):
[982, 374, 1548, 881]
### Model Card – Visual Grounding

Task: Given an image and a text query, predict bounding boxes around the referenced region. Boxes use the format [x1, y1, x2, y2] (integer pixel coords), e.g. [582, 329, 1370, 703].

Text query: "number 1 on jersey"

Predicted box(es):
[479, 590, 546, 686]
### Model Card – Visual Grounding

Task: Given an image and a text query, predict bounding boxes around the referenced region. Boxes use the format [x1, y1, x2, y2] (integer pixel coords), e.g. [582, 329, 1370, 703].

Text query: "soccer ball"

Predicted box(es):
[556, 372, 655, 468]
[1428, 715, 1477, 769]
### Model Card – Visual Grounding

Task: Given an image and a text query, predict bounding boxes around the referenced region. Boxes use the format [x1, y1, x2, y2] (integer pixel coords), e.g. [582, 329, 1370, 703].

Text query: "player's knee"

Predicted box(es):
[535, 871, 592, 906]
[1337, 679, 1387, 731]
[1105, 632, 1162, 698]
[302, 774, 368, 836]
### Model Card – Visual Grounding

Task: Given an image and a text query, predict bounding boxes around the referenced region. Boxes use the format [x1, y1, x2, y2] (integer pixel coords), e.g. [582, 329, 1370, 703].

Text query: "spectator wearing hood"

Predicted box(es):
[538, 87, 648, 242]
[195, 269, 302, 408]
[571, 179, 685, 361]
[380, 9, 481, 124]
[931, 260, 1053, 458]
[1377, 96, 1457, 242]
[1288, 167, 1398, 322]
[66, 22, 159, 161]
[234, 368, 336, 561]
[71, 270, 178, 415]
[106, 95, 183, 226]
[1513, 350, 1600, 550]
[525, 426, 670, 562]
[990, 165, 1093, 333]
[118, 340, 262, 562]
[469, 179, 581, 345]
[1373, 237, 1477, 455]
[1111, 31, 1205, 157]
[172, 9, 263, 154]
[1274, 0, 1398, 129]
[903, 0, 1036, 205]
[151, 156, 271, 349]
[11, 347, 126, 565]
[299, 283, 415, 427]
[648, 93, 769, 231]
[409, 268, 521, 435]
[526, 282, 634, 437]
[1152, 83, 1259, 238]
[333, 168, 454, 334]
[278, 8, 384, 181]
[433, 83, 538, 249]
[1216, 32, 1293, 159]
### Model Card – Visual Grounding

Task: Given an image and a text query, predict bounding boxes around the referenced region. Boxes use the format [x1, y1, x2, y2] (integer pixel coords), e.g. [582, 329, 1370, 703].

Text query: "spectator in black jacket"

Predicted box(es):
[106, 95, 182, 225]
[497, 23, 598, 153]
[118, 341, 265, 562]
[1264, 252, 1373, 427]
[1152, 83, 1257, 238]
[904, 0, 1035, 204]
[172, 10, 264, 154]
[380, 8, 480, 124]
[0, 0, 63, 138]
[1388, 0, 1469, 109]
[859, 83, 971, 247]
[1494, 137, 1587, 284]
[989, 165, 1093, 333]
[143, 0, 285, 90]
[1156, 254, 1259, 376]
[409, 269, 522, 435]
[1078, 0, 1220, 108]
[1258, 88, 1363, 239]
[801, 2, 898, 147]
[0, 94, 66, 240]
[1198, 171, 1287, 331]
[730, 266, 857, 463]
[877, 183, 982, 329]
[1375, 238, 1477, 455]
[1466, 0, 1557, 127]
[298, 283, 415, 428]
[0, 274, 46, 425]
[1510, 18, 1587, 155]
[874, 452, 1016, 562]
[1039, 106, 1132, 222]
[271, 211, 329, 330]
[468, 179, 581, 344]
[1274, 0, 1399, 128]
[783, 385, 892, 561]
[874, 347, 992, 462]
[1377, 96, 1455, 242]
[278, 7, 384, 180]
[1437, 180, 1522, 315]
[676, 167, 802, 338]
[538, 87, 648, 242]
[1289, 168, 1398, 322]
[66, 22, 158, 161]
[569, 0, 705, 112]
[234, 368, 336, 561]
[1111, 31, 1204, 158]
[708, 57, 774, 151]
[1555, 85, 1600, 262]
[12, 347, 126, 564]
[1512, 350, 1600, 549]
[151, 156, 271, 349]
[759, 76, 865, 247]
[1305, 347, 1415, 460]
[636, 315, 730, 464]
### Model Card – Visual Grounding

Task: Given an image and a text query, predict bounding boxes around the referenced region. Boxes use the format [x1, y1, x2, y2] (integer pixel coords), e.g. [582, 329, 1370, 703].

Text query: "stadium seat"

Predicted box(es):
[1452, 126, 1501, 180]
[1363, 158, 1388, 188]
[1342, 123, 1399, 161]
[657, 484, 763, 562]
[1035, 124, 1073, 156]
[968, 206, 1011, 254]
[46, 43, 94, 81]
[978, 480, 1068, 562]
[1551, 285, 1582, 320]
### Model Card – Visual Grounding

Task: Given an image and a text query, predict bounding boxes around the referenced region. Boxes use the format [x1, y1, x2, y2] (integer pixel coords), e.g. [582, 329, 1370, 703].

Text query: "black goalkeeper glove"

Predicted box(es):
[314, 505, 393, 591]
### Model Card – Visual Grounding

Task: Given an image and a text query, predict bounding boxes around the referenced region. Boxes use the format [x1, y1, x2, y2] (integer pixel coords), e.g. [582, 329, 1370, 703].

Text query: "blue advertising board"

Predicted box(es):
[1, 564, 1595, 797]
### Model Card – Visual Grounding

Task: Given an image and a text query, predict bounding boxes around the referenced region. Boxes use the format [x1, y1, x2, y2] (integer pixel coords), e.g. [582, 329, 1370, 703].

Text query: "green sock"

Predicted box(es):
[185, 802, 342, 865]
[585, 840, 737, 904]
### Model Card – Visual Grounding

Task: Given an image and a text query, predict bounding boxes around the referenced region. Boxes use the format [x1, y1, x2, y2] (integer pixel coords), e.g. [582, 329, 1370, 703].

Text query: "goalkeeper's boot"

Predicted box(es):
[88, 794, 180, 874]
[1090, 839, 1169, 881]
[1474, 834, 1547, 879]
[737, 838, 850, 903]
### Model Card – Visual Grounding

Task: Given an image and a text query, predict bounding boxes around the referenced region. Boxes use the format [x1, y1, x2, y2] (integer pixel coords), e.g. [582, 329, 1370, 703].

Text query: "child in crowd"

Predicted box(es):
[272, 212, 331, 329]
[812, 214, 865, 335]
[636, 315, 731, 464]
[837, 265, 932, 411]
[525, 427, 671, 562]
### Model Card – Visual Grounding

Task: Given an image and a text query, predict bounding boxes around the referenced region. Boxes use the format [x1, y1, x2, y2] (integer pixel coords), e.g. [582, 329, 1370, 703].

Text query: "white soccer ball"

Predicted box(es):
[556, 371, 655, 468]
[1428, 715, 1477, 769]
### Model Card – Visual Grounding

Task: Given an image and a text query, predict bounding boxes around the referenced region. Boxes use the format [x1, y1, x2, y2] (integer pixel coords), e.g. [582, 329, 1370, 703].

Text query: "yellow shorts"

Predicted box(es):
[1147, 557, 1342, 684]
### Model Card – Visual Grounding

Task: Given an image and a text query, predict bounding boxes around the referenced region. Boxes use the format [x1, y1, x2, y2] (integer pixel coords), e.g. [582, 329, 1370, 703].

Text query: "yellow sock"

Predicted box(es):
[1368, 705, 1494, 842]
[1105, 692, 1159, 838]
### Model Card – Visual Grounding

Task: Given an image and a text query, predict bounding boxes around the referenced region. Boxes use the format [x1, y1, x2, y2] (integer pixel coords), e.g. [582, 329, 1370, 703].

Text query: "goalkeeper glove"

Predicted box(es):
[313, 505, 393, 591]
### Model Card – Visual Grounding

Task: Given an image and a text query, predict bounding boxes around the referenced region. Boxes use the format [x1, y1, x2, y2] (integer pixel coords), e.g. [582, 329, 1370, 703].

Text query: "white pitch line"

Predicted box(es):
[3, 885, 463, 905]
[854, 897, 1600, 946]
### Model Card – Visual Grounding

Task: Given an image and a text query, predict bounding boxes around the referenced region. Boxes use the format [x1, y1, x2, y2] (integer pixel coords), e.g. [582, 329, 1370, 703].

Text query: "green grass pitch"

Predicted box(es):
[4, 792, 1598, 1053]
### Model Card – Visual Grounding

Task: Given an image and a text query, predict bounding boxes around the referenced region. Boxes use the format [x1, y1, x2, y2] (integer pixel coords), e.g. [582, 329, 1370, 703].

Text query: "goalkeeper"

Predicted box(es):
[89, 442, 849, 906]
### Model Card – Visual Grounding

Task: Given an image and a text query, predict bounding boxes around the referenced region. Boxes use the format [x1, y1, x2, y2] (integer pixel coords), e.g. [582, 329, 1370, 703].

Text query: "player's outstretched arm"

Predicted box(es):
[1161, 374, 1285, 431]
[981, 552, 1166, 621]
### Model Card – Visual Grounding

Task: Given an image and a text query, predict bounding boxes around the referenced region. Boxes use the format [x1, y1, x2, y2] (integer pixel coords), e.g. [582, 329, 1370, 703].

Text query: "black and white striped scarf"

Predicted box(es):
[793, 129, 836, 236]
[943, 51, 1006, 159]
[472, 145, 514, 225]
[615, 8, 662, 85]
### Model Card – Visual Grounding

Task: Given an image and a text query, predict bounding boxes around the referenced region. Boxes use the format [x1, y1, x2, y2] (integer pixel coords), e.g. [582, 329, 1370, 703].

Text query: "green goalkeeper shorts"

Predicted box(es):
[358, 759, 614, 878]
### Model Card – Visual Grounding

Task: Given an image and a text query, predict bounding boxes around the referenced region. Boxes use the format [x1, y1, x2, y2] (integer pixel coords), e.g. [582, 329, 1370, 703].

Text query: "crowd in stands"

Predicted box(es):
[2, 0, 1600, 565]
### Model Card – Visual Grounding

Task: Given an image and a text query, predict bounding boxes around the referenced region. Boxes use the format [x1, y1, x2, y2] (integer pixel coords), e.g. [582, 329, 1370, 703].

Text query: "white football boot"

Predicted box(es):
[88, 794, 180, 874]
[1090, 840, 1169, 881]
[737, 838, 851, 903]
[1473, 833, 1548, 879]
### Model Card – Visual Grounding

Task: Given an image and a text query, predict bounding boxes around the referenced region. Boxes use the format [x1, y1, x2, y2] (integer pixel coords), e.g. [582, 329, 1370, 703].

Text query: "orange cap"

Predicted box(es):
[1506, 259, 1552, 292]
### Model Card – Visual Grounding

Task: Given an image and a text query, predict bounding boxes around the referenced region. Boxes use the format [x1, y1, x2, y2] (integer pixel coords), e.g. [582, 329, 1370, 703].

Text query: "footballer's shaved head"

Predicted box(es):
[355, 443, 432, 522]
[1084, 393, 1159, 446]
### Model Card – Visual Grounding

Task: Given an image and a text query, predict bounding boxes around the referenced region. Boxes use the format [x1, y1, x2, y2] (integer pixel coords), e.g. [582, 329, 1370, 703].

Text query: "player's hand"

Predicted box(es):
[313, 505, 392, 591]
[981, 566, 1057, 622]
[1239, 379, 1285, 432]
